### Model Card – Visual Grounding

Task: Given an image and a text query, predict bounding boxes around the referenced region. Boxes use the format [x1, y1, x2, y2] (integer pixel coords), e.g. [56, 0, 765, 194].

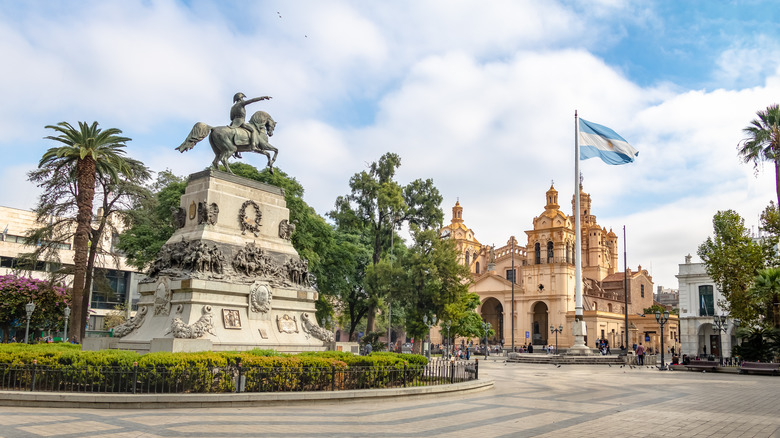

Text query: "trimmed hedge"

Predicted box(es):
[0, 344, 443, 393]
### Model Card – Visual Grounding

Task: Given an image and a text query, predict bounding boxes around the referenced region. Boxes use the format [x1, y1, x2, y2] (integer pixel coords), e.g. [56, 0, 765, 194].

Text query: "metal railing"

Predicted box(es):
[0, 359, 478, 394]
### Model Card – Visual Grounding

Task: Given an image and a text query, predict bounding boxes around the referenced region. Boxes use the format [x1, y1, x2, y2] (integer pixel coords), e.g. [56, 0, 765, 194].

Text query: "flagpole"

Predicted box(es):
[570, 110, 588, 354]
[623, 225, 629, 352]
[574, 110, 583, 321]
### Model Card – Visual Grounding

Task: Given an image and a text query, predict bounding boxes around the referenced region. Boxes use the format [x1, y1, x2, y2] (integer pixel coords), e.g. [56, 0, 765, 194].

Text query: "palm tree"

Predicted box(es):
[752, 267, 780, 328]
[738, 104, 780, 207]
[39, 121, 131, 341]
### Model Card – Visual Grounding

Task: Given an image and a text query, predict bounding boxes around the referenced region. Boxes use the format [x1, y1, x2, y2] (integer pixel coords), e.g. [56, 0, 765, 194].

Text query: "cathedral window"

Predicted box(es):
[465, 252, 470, 267]
[608, 303, 612, 312]
[534, 243, 541, 264]
[476, 262, 480, 274]
[547, 241, 553, 263]
[566, 242, 570, 264]
[506, 269, 516, 283]
[640, 284, 644, 298]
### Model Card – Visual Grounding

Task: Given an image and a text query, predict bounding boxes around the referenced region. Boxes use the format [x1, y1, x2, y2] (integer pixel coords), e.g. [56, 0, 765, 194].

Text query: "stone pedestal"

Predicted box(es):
[106, 170, 332, 353]
[566, 319, 592, 356]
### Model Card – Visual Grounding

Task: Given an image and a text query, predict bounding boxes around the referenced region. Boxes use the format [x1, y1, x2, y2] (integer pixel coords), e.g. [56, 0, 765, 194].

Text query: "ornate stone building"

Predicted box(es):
[438, 185, 678, 353]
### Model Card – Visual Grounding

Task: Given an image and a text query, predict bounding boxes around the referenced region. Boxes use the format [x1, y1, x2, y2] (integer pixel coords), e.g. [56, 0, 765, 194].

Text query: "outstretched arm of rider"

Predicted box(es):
[243, 96, 272, 106]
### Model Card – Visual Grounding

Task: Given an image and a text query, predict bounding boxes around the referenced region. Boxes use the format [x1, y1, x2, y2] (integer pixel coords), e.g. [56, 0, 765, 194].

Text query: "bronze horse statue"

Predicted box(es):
[176, 110, 278, 174]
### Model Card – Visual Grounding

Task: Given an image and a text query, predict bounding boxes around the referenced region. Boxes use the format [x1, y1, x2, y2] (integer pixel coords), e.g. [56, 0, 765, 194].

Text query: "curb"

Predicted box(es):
[0, 378, 494, 409]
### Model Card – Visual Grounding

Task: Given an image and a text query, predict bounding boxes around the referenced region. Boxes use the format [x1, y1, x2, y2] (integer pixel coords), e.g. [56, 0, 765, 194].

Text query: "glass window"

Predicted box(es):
[506, 269, 516, 283]
[641, 284, 645, 298]
[475, 262, 480, 274]
[547, 241, 553, 263]
[534, 243, 541, 264]
[699, 285, 715, 316]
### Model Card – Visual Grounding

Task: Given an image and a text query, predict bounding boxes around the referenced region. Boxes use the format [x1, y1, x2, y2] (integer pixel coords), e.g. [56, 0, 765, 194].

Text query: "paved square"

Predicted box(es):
[0, 361, 778, 437]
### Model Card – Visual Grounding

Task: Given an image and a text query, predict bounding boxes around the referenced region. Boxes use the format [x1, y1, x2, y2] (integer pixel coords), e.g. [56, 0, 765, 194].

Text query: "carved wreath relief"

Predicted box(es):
[249, 281, 272, 313]
[222, 309, 242, 329]
[167, 305, 216, 339]
[198, 201, 220, 225]
[276, 314, 298, 334]
[112, 306, 148, 338]
[239, 200, 262, 236]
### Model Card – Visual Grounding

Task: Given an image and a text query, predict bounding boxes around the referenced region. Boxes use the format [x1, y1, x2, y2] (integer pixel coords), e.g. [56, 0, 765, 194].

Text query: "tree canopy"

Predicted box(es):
[329, 152, 443, 332]
[698, 210, 773, 326]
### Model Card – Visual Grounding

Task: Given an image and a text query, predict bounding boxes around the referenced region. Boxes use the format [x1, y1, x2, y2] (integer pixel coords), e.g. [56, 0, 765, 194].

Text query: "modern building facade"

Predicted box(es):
[676, 255, 737, 358]
[437, 185, 678, 353]
[0, 205, 142, 333]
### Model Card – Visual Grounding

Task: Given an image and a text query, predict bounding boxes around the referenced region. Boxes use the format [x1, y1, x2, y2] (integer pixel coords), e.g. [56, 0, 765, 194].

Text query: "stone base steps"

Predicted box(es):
[506, 353, 624, 365]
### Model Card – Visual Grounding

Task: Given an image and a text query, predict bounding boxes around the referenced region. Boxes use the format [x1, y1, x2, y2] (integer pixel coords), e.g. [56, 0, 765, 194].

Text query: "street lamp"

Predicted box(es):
[482, 321, 492, 359]
[24, 302, 35, 344]
[550, 324, 564, 355]
[423, 315, 437, 359]
[63, 306, 71, 342]
[713, 314, 729, 365]
[442, 320, 451, 359]
[655, 310, 670, 370]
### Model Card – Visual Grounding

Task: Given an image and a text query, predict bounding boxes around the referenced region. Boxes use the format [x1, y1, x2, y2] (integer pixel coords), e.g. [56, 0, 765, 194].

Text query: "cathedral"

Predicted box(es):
[440, 184, 677, 352]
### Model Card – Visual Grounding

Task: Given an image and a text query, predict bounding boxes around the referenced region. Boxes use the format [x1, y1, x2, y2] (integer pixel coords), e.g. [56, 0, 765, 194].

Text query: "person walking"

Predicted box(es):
[636, 343, 645, 365]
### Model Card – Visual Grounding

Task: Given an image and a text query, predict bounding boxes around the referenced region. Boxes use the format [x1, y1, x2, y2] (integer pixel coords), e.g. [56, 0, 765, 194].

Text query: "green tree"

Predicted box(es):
[394, 226, 471, 353]
[698, 210, 770, 326]
[738, 104, 780, 207]
[329, 153, 443, 332]
[36, 122, 134, 340]
[318, 230, 373, 341]
[0, 275, 71, 342]
[117, 170, 186, 270]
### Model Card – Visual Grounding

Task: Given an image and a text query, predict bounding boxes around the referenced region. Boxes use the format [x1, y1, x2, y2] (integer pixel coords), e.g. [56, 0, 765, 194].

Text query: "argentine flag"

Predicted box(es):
[579, 119, 638, 165]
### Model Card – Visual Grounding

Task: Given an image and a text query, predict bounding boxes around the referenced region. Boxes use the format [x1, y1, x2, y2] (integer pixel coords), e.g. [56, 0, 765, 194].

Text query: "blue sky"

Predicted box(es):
[1, 0, 779, 290]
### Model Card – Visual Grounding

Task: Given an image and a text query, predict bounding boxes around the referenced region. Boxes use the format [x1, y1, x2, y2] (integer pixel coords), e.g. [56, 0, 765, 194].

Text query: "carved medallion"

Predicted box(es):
[249, 281, 272, 313]
[238, 200, 262, 236]
[189, 201, 197, 220]
[276, 314, 298, 334]
[222, 309, 242, 329]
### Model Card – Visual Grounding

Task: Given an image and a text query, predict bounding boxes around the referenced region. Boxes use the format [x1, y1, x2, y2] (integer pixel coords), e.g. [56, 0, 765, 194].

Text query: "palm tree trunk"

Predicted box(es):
[775, 159, 780, 209]
[70, 157, 97, 342]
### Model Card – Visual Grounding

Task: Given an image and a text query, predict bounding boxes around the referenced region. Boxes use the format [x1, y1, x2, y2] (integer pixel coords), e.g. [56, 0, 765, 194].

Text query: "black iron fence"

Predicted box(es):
[0, 359, 478, 394]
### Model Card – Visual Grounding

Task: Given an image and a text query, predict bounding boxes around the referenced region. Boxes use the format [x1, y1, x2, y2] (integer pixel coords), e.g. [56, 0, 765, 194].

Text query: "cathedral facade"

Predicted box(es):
[440, 185, 678, 353]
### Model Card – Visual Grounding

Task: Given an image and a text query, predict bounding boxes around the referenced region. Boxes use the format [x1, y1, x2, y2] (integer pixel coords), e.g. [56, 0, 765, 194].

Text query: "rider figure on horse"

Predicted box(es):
[230, 92, 271, 157]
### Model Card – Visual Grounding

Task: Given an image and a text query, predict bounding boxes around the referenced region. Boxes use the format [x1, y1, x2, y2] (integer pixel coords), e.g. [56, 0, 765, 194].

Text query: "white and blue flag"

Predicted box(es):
[579, 118, 638, 165]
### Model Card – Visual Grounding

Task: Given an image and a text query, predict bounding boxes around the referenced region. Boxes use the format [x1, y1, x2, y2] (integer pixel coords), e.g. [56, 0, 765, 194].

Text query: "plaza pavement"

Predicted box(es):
[0, 359, 779, 437]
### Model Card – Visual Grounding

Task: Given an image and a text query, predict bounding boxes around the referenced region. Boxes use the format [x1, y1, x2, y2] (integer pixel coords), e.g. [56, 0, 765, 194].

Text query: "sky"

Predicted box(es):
[1, 0, 779, 290]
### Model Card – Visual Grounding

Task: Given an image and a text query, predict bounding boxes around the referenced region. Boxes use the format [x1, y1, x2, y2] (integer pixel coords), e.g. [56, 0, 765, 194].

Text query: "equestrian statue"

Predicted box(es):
[176, 93, 278, 174]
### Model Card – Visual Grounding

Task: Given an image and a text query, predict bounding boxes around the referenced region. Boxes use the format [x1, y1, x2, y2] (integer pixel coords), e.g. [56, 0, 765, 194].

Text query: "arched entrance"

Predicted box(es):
[531, 301, 548, 345]
[697, 323, 717, 357]
[481, 297, 504, 344]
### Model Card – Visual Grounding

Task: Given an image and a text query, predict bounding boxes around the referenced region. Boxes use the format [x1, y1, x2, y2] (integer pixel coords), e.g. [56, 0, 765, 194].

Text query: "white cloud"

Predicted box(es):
[2, 0, 780, 291]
